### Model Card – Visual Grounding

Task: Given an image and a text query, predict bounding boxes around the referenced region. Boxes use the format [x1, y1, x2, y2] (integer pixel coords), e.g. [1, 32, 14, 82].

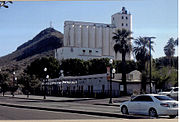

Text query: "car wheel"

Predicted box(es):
[121, 106, 129, 114]
[169, 115, 176, 118]
[149, 108, 158, 117]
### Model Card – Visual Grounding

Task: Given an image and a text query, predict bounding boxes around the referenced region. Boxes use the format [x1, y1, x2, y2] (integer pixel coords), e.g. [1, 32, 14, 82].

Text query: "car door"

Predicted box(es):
[128, 96, 143, 114]
[138, 96, 154, 115]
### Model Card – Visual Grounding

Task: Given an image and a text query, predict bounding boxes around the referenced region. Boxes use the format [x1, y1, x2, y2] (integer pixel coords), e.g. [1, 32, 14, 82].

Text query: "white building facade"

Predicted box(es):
[55, 7, 132, 61]
[44, 70, 143, 97]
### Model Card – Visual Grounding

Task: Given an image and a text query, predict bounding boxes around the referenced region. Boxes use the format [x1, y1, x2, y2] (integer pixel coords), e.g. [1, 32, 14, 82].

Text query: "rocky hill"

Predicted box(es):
[0, 27, 63, 74]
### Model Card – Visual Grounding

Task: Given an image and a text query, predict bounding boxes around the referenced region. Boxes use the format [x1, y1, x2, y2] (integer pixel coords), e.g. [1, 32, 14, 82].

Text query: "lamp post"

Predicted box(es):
[144, 37, 156, 93]
[59, 70, 64, 96]
[109, 59, 113, 104]
[12, 71, 16, 97]
[43, 67, 48, 99]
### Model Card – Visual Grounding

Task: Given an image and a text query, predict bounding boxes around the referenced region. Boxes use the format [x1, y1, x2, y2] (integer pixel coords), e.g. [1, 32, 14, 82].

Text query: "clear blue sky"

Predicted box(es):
[0, 0, 178, 58]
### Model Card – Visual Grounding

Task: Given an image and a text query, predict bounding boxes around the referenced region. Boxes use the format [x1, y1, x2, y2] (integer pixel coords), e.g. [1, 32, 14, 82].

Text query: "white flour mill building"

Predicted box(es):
[55, 7, 132, 61]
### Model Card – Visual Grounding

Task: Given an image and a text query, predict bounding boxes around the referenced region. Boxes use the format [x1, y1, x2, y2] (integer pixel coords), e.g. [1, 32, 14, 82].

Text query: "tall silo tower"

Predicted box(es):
[111, 7, 132, 60]
[111, 7, 132, 31]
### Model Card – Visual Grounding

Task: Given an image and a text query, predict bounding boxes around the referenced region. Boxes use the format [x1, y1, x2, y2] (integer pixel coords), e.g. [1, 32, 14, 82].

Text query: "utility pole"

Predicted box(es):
[144, 37, 156, 93]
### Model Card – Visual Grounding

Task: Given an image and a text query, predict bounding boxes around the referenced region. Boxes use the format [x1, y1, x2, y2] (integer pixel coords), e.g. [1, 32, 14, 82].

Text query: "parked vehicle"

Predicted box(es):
[120, 94, 178, 118]
[158, 87, 178, 98]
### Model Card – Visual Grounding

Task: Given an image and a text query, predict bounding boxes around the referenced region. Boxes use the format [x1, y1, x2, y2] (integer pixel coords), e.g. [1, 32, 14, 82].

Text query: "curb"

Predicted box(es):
[0, 96, 121, 107]
[0, 102, 146, 119]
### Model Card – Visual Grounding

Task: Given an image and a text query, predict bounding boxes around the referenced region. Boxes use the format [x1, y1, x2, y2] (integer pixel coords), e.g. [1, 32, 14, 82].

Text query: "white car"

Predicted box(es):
[120, 94, 178, 118]
[158, 87, 178, 98]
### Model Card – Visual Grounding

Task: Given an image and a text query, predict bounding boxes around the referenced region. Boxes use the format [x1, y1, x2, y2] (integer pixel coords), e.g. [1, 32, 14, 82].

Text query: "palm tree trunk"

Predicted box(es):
[122, 52, 127, 95]
[115, 53, 118, 73]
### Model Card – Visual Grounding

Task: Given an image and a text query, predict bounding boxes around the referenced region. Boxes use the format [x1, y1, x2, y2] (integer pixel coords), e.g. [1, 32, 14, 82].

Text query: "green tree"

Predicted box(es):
[0, 72, 9, 96]
[25, 57, 60, 79]
[89, 58, 110, 75]
[152, 66, 177, 89]
[115, 60, 137, 73]
[18, 73, 41, 98]
[164, 38, 176, 67]
[155, 56, 178, 69]
[112, 29, 133, 94]
[60, 59, 88, 76]
[133, 37, 154, 92]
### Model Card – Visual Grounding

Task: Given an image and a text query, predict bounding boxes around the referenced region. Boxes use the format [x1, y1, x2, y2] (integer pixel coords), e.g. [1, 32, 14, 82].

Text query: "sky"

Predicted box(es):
[0, 0, 178, 59]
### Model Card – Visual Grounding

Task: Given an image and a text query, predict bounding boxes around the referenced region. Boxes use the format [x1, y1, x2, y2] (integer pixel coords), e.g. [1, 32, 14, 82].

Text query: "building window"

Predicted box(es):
[71, 47, 73, 52]
[122, 23, 124, 26]
[102, 85, 105, 93]
[88, 86, 90, 93]
[112, 17, 114, 20]
[81, 86, 83, 92]
[89, 50, 92, 54]
[130, 74, 133, 80]
[126, 23, 128, 26]
[91, 86, 93, 93]
[82, 50, 85, 53]
[122, 16, 124, 19]
[96, 51, 98, 53]
[126, 17, 128, 19]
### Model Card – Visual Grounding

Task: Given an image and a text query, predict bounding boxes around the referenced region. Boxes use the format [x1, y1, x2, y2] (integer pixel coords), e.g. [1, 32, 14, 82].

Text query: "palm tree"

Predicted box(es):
[164, 38, 176, 67]
[112, 29, 133, 94]
[133, 37, 154, 92]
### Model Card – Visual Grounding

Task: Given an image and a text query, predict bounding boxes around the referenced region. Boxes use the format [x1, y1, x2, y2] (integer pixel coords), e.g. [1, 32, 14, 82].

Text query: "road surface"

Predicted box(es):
[0, 105, 116, 120]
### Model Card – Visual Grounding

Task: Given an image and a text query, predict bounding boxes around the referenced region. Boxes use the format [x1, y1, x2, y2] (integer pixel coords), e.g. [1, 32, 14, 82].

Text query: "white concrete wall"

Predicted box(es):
[69, 25, 75, 46]
[111, 13, 131, 31]
[82, 25, 89, 48]
[55, 47, 106, 61]
[48, 72, 143, 96]
[64, 24, 70, 46]
[88, 26, 95, 48]
[102, 27, 110, 56]
[74, 25, 82, 47]
[95, 26, 102, 49]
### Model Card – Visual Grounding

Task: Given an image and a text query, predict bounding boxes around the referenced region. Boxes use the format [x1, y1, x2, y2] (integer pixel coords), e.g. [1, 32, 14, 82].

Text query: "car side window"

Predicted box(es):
[143, 96, 153, 102]
[131, 96, 142, 101]
[174, 88, 178, 92]
[132, 96, 153, 102]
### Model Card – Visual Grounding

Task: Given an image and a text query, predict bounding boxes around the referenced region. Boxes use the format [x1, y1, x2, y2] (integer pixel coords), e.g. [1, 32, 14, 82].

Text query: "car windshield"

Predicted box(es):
[154, 96, 174, 101]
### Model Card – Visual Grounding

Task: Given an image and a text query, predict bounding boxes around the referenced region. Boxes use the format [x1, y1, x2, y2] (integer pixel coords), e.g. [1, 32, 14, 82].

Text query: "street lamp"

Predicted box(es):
[109, 59, 113, 104]
[43, 67, 48, 99]
[59, 70, 64, 96]
[144, 37, 156, 93]
[12, 71, 16, 97]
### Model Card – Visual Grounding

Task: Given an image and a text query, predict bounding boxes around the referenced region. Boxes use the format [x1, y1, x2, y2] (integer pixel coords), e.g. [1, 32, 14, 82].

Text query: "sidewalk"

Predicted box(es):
[1, 94, 129, 106]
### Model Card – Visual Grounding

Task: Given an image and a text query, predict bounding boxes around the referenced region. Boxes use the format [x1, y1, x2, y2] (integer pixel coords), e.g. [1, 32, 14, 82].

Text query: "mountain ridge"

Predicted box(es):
[0, 27, 63, 74]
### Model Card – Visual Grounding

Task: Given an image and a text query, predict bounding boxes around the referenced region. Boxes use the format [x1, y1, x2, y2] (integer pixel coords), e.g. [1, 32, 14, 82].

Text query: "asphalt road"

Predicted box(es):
[0, 105, 117, 120]
[0, 96, 178, 120]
